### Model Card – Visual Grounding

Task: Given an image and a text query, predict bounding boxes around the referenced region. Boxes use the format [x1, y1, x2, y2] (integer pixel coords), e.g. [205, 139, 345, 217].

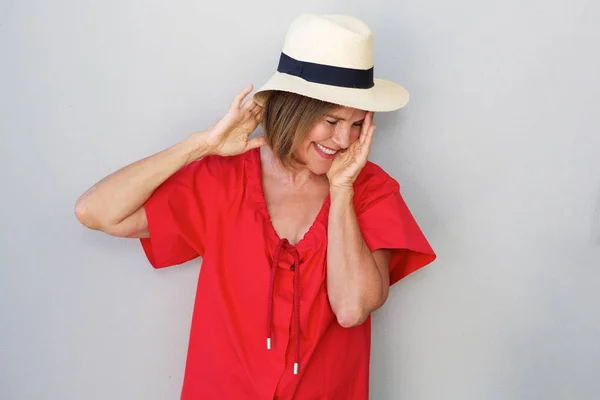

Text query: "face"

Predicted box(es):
[295, 106, 368, 175]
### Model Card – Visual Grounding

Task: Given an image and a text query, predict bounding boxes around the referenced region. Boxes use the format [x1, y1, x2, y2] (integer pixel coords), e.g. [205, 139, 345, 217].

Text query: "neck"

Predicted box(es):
[260, 146, 320, 186]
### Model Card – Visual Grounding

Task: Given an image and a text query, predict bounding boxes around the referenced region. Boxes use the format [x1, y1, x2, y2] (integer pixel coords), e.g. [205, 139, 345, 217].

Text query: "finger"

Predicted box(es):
[359, 121, 370, 147]
[254, 108, 265, 123]
[360, 112, 374, 145]
[250, 102, 263, 115]
[362, 124, 376, 154]
[231, 84, 253, 109]
[242, 98, 257, 112]
[246, 136, 268, 151]
[365, 111, 374, 127]
[357, 124, 374, 153]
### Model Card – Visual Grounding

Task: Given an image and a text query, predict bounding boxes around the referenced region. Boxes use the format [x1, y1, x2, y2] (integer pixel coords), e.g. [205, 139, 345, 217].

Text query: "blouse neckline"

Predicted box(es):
[245, 147, 331, 254]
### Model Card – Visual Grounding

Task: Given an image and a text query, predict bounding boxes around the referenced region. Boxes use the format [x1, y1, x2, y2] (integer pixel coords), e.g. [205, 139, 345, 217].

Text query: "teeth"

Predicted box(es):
[316, 143, 336, 155]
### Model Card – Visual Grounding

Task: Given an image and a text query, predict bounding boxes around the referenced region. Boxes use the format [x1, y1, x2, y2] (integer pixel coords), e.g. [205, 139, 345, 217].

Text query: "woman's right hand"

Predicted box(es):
[75, 85, 266, 237]
[190, 85, 267, 159]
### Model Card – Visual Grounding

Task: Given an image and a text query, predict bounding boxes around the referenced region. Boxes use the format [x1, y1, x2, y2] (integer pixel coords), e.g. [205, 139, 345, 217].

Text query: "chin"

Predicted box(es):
[297, 148, 334, 176]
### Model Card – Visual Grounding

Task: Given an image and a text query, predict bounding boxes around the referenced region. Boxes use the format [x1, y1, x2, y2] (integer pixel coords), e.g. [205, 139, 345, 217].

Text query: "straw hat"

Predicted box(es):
[253, 13, 409, 112]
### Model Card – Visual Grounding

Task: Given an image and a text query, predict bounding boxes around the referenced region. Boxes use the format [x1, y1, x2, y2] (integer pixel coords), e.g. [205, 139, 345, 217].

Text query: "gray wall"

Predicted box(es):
[2, 0, 599, 399]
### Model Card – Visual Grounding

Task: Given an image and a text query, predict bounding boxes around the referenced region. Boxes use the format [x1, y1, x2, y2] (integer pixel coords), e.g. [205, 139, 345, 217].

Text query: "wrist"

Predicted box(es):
[329, 185, 354, 201]
[327, 174, 357, 193]
[176, 134, 212, 164]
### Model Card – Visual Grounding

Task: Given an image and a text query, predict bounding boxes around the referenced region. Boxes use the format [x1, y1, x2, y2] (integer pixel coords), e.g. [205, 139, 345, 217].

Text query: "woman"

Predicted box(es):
[75, 13, 436, 400]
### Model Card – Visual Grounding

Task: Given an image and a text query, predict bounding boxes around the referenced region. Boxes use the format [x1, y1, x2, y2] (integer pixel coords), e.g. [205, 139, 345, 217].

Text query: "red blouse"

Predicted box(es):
[140, 148, 436, 399]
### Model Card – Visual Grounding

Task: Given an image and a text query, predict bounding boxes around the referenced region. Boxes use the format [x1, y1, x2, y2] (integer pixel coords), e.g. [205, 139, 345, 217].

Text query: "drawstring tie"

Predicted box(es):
[267, 238, 301, 375]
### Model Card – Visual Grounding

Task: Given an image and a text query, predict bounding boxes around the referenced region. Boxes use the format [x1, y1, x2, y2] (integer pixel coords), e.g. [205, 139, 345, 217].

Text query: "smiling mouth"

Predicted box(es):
[314, 143, 337, 157]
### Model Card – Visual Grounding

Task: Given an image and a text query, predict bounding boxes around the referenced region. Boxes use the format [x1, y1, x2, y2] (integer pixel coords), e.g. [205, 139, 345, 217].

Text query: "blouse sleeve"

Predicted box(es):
[356, 165, 436, 286]
[139, 156, 218, 269]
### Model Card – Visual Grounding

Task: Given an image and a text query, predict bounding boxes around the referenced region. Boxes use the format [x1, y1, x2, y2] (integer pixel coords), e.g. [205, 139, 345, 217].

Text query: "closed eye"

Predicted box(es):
[326, 119, 364, 126]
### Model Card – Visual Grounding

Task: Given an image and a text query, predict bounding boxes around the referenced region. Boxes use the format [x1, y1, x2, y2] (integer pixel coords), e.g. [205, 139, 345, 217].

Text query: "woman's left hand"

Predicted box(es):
[327, 112, 376, 190]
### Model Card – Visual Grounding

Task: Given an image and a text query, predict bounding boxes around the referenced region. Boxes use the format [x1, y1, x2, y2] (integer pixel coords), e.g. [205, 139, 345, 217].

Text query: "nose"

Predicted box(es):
[331, 124, 351, 149]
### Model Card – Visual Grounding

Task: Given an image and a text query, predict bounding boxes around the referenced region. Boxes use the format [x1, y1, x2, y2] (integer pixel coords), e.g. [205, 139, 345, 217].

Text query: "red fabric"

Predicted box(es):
[140, 148, 436, 399]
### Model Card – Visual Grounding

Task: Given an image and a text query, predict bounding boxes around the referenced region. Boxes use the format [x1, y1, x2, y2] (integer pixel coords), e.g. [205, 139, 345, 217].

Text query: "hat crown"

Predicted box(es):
[282, 14, 374, 70]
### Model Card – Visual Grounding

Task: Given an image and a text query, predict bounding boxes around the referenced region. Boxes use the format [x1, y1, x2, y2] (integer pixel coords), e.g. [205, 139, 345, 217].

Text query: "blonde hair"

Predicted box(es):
[262, 91, 333, 169]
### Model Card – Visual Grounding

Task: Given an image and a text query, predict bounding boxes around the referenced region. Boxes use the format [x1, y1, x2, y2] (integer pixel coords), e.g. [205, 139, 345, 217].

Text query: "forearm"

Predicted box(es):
[327, 187, 387, 327]
[75, 136, 209, 230]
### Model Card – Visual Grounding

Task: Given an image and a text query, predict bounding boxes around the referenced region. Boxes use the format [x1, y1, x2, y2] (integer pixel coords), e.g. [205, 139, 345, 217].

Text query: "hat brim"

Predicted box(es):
[253, 72, 409, 112]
